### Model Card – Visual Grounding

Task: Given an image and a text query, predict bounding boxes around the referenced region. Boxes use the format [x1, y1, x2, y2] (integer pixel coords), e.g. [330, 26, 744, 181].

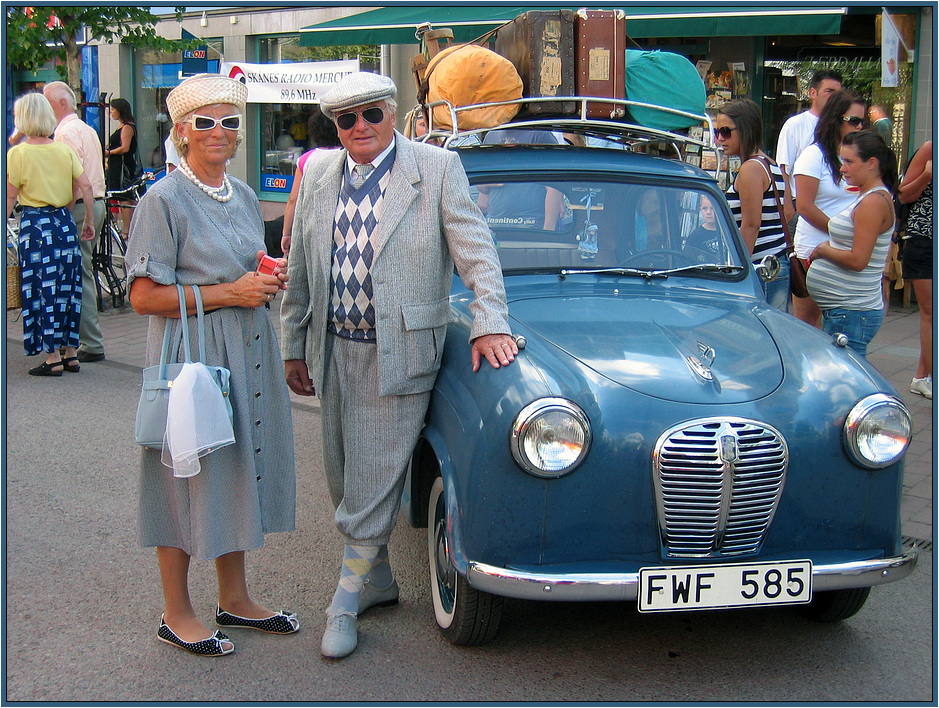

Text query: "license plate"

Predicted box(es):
[638, 560, 812, 612]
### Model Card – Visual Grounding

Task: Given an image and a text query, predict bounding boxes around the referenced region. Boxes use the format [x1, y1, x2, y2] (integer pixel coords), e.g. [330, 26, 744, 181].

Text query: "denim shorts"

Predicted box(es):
[821, 308, 884, 357]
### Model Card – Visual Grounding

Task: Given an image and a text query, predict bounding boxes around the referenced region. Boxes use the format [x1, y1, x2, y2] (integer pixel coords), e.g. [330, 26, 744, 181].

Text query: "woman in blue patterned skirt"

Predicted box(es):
[6, 92, 95, 376]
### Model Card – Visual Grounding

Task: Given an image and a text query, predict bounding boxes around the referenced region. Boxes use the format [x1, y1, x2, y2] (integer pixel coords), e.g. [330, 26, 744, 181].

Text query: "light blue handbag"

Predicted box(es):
[134, 284, 233, 449]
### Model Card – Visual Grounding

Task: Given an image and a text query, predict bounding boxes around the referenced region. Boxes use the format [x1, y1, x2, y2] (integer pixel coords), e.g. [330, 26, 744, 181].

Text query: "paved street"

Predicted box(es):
[7, 290, 932, 544]
[2, 293, 934, 703]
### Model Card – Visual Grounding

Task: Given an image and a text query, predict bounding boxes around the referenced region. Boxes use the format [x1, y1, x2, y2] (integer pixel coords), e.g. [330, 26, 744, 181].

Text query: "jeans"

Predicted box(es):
[821, 308, 884, 357]
[760, 255, 791, 313]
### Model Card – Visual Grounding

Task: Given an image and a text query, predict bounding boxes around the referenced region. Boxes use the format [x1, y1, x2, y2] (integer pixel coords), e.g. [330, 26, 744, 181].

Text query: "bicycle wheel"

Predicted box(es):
[96, 222, 127, 297]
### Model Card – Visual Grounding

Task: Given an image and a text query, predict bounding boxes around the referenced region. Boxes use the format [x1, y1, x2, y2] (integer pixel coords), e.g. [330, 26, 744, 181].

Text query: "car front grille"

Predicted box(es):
[652, 418, 788, 558]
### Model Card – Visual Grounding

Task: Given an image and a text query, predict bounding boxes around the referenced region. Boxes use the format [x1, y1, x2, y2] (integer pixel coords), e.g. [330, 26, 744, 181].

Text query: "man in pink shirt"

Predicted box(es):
[43, 81, 108, 362]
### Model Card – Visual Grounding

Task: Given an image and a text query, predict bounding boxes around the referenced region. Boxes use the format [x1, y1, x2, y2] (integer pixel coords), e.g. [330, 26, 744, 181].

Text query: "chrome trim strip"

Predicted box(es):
[466, 547, 918, 602]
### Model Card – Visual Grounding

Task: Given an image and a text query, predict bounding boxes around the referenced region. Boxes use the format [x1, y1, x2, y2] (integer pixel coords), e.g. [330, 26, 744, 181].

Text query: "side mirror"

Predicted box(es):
[756, 254, 780, 283]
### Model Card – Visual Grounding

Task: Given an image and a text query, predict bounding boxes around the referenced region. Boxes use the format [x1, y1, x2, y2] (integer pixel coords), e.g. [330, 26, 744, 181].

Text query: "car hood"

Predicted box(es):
[509, 294, 783, 403]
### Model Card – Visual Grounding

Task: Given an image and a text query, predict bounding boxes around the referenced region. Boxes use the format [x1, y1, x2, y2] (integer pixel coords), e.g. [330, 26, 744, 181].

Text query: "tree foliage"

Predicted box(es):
[5, 6, 190, 94]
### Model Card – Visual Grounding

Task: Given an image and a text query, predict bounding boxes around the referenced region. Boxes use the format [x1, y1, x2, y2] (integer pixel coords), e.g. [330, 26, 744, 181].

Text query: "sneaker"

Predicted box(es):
[910, 376, 932, 399]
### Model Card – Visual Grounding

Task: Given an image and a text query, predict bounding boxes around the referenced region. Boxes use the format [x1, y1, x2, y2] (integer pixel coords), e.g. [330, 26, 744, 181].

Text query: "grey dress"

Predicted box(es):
[126, 169, 295, 560]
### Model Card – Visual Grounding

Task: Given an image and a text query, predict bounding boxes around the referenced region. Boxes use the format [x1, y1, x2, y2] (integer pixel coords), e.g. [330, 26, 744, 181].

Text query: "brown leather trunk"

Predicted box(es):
[494, 10, 576, 115]
[575, 9, 627, 119]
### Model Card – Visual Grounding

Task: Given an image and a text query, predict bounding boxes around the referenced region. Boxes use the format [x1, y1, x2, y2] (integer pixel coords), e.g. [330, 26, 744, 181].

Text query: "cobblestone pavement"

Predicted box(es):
[5, 291, 933, 544]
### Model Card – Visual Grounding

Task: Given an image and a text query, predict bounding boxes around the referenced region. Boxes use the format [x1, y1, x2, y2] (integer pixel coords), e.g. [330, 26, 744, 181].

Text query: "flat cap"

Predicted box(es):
[320, 72, 396, 120]
[166, 73, 247, 124]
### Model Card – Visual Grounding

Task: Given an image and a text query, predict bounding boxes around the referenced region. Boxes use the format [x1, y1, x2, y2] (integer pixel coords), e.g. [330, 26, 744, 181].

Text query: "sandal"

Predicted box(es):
[62, 357, 81, 373]
[28, 361, 63, 377]
[216, 604, 300, 634]
[158, 616, 234, 657]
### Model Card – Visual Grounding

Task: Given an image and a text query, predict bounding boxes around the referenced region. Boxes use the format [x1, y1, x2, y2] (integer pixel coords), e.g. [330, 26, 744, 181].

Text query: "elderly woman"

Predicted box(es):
[126, 74, 298, 657]
[6, 93, 95, 375]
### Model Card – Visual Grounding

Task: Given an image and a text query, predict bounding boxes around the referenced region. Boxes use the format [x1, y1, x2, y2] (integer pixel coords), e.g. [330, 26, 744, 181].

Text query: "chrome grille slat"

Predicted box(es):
[653, 418, 788, 558]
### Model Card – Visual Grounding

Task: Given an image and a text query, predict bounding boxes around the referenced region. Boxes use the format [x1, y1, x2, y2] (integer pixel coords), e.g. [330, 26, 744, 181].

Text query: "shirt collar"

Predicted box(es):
[56, 113, 79, 130]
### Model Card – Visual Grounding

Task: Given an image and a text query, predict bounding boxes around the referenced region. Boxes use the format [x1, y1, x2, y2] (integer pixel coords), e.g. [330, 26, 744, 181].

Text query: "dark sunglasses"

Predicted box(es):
[336, 106, 385, 131]
[713, 126, 736, 139]
[188, 114, 241, 131]
[842, 116, 865, 127]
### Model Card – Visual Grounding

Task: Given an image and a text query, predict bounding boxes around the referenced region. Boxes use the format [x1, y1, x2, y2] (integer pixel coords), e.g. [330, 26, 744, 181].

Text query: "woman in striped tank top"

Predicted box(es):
[805, 130, 897, 357]
[715, 100, 790, 312]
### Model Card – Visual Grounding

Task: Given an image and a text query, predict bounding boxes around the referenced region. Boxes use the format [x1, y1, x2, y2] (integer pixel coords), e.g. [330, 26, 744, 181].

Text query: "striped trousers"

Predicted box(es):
[320, 332, 432, 545]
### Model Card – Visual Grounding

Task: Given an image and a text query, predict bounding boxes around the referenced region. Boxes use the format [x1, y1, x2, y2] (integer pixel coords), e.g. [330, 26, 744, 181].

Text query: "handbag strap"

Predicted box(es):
[191, 284, 208, 363]
[753, 155, 794, 251]
[156, 284, 194, 379]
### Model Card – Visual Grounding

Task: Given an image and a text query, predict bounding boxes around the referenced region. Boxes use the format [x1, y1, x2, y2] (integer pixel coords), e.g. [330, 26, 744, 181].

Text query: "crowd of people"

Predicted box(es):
[5, 66, 931, 659]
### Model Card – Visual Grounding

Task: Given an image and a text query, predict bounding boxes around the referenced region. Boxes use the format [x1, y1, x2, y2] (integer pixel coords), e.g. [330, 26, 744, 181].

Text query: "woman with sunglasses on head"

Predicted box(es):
[125, 74, 298, 657]
[791, 89, 866, 327]
[715, 99, 790, 311]
[805, 130, 897, 357]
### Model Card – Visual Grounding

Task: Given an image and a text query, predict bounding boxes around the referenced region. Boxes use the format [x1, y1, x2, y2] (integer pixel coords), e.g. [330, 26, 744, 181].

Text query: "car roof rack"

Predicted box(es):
[413, 96, 727, 183]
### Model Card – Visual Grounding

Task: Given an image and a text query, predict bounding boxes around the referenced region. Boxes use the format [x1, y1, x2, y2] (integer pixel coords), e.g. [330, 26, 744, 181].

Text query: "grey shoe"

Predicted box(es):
[320, 612, 357, 658]
[358, 578, 399, 616]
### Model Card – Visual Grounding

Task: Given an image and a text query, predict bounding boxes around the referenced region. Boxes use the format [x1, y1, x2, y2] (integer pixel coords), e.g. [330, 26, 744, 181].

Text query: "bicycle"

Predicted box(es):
[93, 174, 146, 310]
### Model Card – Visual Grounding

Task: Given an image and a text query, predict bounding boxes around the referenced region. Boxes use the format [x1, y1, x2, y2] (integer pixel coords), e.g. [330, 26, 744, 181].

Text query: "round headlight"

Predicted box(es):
[843, 394, 912, 469]
[510, 398, 590, 478]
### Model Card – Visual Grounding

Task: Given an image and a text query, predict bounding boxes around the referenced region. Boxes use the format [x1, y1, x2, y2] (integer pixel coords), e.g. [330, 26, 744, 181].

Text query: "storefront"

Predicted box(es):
[62, 4, 930, 216]
[299, 4, 931, 164]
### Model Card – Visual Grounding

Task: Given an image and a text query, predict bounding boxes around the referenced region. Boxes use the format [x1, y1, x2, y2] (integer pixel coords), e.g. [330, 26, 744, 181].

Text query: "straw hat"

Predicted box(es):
[319, 72, 396, 121]
[166, 73, 247, 123]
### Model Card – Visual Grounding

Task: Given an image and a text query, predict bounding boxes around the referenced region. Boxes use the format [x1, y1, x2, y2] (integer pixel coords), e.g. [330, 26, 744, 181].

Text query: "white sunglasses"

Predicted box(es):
[186, 114, 242, 131]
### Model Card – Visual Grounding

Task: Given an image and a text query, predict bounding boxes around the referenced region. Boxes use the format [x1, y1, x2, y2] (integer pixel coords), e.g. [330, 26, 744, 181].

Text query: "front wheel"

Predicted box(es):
[798, 587, 871, 622]
[428, 476, 503, 645]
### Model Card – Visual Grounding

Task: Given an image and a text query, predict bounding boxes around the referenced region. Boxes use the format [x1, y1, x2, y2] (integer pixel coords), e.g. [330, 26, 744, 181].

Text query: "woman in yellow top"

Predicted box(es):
[6, 93, 95, 376]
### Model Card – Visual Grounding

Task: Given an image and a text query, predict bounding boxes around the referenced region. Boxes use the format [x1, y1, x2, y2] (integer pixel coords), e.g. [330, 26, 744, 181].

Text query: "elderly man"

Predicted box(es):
[43, 81, 107, 363]
[281, 72, 517, 658]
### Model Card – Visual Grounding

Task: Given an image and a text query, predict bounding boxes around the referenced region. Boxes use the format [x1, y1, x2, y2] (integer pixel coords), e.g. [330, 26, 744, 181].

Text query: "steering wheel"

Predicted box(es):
[618, 248, 695, 269]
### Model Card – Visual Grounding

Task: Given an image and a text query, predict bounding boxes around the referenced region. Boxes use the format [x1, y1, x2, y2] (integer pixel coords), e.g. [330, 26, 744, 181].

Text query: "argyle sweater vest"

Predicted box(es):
[327, 153, 394, 341]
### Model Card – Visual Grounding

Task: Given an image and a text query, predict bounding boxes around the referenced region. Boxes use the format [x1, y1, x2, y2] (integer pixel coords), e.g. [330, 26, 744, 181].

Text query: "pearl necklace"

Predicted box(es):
[178, 159, 233, 203]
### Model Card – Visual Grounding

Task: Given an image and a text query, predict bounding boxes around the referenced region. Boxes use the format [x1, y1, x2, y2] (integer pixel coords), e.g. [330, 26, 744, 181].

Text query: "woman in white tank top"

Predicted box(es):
[805, 130, 898, 356]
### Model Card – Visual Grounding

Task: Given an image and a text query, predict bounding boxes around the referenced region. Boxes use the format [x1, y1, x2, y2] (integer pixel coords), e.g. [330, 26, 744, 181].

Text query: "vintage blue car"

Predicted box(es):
[401, 102, 916, 645]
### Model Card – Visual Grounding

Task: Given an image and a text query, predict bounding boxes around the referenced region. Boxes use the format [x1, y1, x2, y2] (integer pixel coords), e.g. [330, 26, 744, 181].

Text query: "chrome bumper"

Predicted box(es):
[466, 546, 919, 602]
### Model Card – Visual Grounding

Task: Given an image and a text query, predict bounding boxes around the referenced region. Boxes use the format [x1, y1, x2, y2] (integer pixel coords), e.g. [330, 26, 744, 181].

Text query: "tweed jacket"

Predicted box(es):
[280, 132, 511, 397]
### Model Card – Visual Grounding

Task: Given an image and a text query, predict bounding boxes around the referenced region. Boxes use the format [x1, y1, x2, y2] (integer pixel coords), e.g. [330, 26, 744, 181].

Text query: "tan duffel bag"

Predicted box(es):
[425, 44, 523, 131]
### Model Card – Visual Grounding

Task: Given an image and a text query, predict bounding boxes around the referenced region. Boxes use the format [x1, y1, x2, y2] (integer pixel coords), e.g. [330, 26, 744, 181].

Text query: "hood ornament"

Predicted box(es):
[686, 341, 716, 381]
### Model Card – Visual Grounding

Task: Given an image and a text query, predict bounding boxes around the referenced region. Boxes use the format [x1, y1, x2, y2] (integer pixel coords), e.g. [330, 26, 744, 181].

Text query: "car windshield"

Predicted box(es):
[470, 179, 744, 274]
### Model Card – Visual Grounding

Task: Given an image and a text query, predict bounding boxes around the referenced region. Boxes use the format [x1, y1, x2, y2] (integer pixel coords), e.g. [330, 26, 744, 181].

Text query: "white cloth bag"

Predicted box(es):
[162, 362, 235, 478]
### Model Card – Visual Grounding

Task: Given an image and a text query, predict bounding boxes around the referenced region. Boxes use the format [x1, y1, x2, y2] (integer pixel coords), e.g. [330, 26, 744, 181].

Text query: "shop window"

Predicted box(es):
[130, 40, 224, 179]
[255, 35, 378, 197]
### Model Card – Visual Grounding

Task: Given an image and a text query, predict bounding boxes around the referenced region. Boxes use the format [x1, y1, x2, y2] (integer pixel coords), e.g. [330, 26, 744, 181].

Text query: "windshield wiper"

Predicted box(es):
[661, 264, 746, 276]
[559, 267, 668, 280]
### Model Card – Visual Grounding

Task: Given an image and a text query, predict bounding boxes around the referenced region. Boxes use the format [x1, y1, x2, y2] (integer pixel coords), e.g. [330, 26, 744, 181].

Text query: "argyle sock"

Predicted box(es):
[328, 544, 379, 616]
[366, 544, 394, 588]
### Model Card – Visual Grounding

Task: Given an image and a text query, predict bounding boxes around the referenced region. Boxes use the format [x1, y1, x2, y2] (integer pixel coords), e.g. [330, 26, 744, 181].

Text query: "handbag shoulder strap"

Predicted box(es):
[175, 284, 193, 362]
[191, 284, 208, 364]
[753, 155, 793, 248]
[156, 284, 193, 378]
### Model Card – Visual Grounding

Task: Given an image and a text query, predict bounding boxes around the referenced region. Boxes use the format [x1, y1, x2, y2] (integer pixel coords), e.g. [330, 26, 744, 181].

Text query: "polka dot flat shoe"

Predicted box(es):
[215, 604, 300, 634]
[157, 615, 234, 656]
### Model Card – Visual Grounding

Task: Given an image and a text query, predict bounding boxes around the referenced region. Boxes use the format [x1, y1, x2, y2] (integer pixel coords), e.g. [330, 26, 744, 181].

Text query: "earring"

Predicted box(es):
[182, 137, 188, 145]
